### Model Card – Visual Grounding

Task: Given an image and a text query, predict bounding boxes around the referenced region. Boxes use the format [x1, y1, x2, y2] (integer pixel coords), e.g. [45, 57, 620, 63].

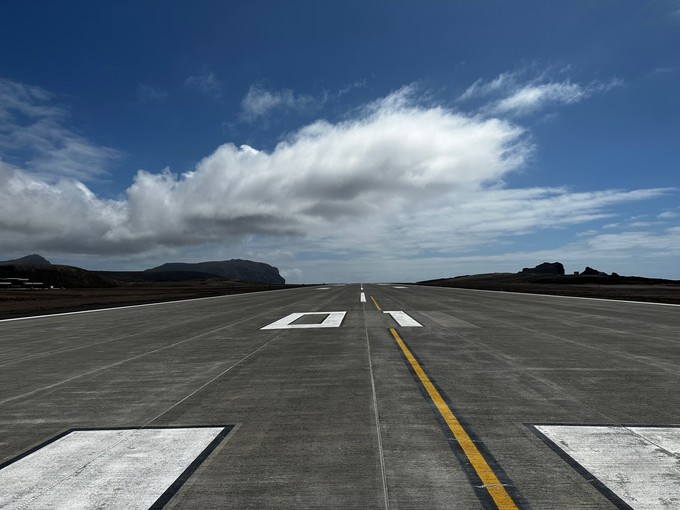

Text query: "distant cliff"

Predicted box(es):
[145, 259, 285, 284]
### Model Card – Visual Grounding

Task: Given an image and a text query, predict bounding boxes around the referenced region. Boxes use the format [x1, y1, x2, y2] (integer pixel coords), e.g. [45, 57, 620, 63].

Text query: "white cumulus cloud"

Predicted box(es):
[0, 79, 672, 281]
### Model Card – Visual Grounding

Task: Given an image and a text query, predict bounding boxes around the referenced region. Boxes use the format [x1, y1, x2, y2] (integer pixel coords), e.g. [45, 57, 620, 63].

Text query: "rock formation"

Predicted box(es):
[520, 262, 565, 275]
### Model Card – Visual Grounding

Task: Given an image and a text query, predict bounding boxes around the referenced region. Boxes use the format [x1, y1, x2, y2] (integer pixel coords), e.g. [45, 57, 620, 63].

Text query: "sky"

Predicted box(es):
[0, 1, 679, 283]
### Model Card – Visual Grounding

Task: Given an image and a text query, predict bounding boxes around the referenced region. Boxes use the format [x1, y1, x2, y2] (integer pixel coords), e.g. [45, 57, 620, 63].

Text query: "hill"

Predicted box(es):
[418, 262, 680, 304]
[0, 264, 117, 288]
[145, 259, 285, 284]
[0, 254, 51, 266]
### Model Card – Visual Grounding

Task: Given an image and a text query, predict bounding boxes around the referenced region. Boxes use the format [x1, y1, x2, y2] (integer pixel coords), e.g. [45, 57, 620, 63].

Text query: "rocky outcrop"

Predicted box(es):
[581, 266, 608, 276]
[520, 262, 565, 275]
[146, 259, 285, 284]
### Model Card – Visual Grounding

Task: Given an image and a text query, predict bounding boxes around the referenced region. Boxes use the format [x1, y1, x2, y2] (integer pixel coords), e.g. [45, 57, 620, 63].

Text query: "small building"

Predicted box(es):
[0, 277, 45, 289]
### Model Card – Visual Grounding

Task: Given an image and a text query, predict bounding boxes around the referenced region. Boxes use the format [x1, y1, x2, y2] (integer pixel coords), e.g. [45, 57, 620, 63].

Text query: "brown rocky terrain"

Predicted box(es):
[0, 254, 295, 319]
[0, 280, 299, 320]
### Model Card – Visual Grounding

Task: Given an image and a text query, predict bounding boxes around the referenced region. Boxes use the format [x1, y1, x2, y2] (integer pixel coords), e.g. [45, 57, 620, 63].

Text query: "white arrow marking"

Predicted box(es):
[383, 311, 422, 327]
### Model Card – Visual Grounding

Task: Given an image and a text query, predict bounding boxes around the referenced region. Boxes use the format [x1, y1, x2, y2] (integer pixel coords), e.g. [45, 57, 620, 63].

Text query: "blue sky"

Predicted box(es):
[1, 1, 679, 282]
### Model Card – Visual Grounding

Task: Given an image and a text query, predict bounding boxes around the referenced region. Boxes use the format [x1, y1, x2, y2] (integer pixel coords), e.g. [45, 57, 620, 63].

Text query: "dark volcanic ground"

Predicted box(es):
[0, 280, 300, 320]
[3, 272, 679, 321]
[418, 272, 680, 305]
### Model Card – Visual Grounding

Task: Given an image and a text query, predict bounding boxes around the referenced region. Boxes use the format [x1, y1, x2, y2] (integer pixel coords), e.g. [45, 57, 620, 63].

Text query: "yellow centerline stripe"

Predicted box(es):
[370, 295, 382, 311]
[389, 327, 519, 510]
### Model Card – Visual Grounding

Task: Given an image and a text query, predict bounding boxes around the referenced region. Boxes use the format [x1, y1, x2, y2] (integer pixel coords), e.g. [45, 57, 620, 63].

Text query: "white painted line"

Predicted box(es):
[393, 286, 408, 289]
[0, 427, 227, 510]
[0, 286, 302, 323]
[261, 311, 346, 329]
[430, 286, 680, 307]
[383, 311, 422, 327]
[534, 424, 680, 509]
[360, 292, 366, 303]
[315, 287, 330, 290]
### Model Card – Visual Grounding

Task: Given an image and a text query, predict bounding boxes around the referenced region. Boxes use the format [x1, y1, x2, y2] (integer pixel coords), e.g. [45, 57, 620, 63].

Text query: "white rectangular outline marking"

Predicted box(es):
[0, 426, 229, 510]
[383, 311, 422, 327]
[261, 311, 346, 330]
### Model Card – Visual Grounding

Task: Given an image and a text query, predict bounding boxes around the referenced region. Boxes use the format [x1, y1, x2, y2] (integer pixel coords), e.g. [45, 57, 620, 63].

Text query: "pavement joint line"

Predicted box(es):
[0, 321, 173, 368]
[0, 292, 300, 368]
[0, 297, 309, 407]
[422, 285, 680, 307]
[381, 286, 680, 418]
[0, 288, 348, 505]
[474, 307, 680, 375]
[141, 285, 350, 429]
[362, 292, 390, 509]
[388, 326, 522, 510]
[379, 290, 630, 428]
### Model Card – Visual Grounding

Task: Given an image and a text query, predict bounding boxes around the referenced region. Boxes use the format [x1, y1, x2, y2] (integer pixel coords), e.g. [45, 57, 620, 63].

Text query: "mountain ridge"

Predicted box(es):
[0, 254, 51, 266]
[0, 254, 285, 286]
[145, 259, 285, 284]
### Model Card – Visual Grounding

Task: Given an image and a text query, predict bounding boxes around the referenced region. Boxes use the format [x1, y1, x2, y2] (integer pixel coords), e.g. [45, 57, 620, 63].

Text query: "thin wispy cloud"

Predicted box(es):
[459, 69, 623, 117]
[0, 77, 119, 181]
[136, 83, 168, 103]
[458, 71, 516, 101]
[185, 69, 222, 98]
[338, 79, 367, 96]
[491, 82, 586, 115]
[240, 84, 320, 122]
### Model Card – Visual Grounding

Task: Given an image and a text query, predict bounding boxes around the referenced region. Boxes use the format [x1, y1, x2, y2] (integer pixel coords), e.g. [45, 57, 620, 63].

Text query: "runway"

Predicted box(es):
[1, 284, 679, 509]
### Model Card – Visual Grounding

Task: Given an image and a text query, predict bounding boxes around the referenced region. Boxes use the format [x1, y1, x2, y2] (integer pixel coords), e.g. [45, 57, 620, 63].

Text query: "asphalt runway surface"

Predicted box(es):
[1, 284, 679, 509]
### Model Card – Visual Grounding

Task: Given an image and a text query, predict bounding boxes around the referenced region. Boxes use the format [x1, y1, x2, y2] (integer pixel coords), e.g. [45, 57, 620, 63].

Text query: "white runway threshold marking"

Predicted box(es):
[534, 424, 680, 509]
[0, 427, 229, 510]
[261, 312, 346, 329]
[383, 311, 422, 327]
